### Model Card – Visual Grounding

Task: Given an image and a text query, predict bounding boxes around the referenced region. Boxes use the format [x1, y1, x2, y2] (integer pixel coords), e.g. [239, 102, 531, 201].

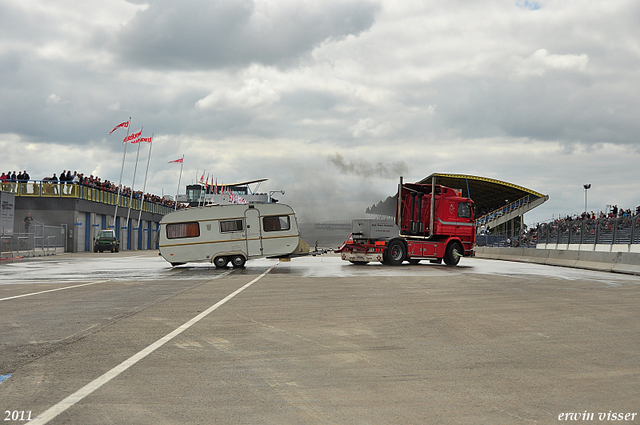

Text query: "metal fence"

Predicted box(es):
[476, 214, 640, 248]
[1, 224, 66, 258]
[537, 214, 640, 246]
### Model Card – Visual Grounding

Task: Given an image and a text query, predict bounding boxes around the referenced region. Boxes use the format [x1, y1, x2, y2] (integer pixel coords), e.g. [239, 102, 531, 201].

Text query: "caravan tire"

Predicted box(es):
[214, 256, 229, 268]
[231, 255, 246, 268]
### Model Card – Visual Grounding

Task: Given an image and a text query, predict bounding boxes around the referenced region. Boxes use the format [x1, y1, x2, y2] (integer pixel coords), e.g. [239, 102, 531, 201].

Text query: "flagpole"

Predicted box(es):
[137, 135, 153, 229]
[113, 118, 131, 228]
[197, 170, 203, 208]
[126, 127, 143, 233]
[175, 154, 184, 211]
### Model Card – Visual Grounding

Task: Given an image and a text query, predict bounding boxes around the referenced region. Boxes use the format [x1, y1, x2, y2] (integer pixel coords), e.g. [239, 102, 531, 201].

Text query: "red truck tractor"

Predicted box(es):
[336, 177, 476, 266]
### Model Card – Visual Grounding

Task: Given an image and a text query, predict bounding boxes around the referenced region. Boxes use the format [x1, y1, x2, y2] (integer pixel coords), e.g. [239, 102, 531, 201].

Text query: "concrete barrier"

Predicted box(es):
[612, 252, 640, 275]
[574, 251, 617, 273]
[545, 250, 579, 268]
[474, 247, 640, 276]
[520, 248, 550, 265]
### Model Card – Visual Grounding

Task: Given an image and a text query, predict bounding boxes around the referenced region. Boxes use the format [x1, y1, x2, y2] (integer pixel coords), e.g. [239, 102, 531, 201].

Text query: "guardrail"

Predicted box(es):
[474, 246, 640, 275]
[2, 180, 172, 215]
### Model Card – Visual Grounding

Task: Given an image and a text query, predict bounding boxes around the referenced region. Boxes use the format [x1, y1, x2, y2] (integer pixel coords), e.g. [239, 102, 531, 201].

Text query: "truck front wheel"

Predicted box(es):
[386, 240, 406, 266]
[444, 242, 462, 266]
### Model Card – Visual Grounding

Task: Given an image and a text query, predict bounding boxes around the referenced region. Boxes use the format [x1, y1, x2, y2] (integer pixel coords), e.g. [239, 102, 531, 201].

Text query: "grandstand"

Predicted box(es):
[418, 173, 548, 232]
[366, 173, 548, 237]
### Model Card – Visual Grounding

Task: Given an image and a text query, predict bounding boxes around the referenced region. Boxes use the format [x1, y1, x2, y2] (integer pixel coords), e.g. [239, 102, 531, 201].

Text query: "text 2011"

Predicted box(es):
[4, 411, 32, 421]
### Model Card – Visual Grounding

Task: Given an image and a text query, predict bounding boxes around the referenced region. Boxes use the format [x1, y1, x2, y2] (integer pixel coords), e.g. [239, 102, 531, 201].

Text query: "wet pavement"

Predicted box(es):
[1, 251, 639, 424]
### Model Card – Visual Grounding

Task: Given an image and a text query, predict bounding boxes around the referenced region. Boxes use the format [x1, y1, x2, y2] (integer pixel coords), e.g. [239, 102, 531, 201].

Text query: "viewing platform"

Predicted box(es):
[3, 181, 173, 253]
[2, 180, 173, 216]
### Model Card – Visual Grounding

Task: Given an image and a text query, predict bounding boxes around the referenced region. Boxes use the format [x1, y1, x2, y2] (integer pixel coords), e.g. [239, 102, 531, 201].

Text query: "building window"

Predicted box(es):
[166, 222, 200, 239]
[220, 219, 244, 233]
[263, 215, 290, 232]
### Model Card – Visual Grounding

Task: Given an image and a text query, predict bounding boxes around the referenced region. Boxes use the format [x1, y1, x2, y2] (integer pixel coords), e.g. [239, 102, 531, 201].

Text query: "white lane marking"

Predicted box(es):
[0, 280, 111, 302]
[29, 265, 275, 425]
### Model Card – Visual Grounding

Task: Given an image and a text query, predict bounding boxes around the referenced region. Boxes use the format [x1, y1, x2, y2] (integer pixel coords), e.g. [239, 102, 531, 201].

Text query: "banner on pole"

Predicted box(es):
[109, 120, 130, 134]
[132, 136, 153, 144]
[123, 129, 142, 144]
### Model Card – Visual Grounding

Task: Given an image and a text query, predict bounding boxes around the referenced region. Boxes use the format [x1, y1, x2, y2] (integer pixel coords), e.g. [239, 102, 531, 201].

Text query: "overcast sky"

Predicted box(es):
[1, 0, 639, 224]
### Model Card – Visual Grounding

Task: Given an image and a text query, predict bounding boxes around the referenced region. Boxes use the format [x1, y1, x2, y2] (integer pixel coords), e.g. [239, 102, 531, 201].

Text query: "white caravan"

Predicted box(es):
[158, 203, 303, 267]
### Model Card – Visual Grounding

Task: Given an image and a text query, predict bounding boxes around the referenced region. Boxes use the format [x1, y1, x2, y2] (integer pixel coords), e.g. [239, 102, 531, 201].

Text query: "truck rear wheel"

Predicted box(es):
[444, 242, 462, 266]
[386, 240, 406, 266]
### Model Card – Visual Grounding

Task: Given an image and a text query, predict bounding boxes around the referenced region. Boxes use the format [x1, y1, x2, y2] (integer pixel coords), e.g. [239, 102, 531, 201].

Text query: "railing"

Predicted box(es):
[1, 224, 65, 258]
[537, 214, 640, 246]
[476, 194, 537, 226]
[3, 180, 172, 215]
[477, 213, 640, 249]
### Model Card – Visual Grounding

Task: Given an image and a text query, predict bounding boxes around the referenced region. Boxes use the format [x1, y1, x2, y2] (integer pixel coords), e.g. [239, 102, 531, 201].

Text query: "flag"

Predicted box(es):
[168, 158, 183, 164]
[200, 171, 205, 182]
[123, 129, 142, 144]
[132, 136, 152, 144]
[109, 120, 129, 134]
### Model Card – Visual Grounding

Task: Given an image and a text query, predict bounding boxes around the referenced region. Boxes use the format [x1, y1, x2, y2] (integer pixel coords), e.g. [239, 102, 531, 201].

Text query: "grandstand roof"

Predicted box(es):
[417, 173, 546, 211]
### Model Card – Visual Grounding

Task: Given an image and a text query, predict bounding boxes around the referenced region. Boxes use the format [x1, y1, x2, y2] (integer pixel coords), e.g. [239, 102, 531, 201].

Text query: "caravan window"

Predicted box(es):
[263, 215, 290, 232]
[166, 222, 200, 239]
[220, 219, 244, 233]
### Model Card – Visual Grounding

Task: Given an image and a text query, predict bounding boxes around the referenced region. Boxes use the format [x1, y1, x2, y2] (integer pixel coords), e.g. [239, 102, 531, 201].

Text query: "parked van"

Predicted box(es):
[158, 203, 304, 267]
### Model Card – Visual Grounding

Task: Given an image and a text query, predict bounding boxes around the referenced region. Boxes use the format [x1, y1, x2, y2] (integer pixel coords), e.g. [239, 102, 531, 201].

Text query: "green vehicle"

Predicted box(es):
[94, 230, 120, 253]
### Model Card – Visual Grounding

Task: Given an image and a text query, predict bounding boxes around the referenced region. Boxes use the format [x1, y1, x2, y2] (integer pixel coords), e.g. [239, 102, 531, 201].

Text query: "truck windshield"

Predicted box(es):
[97, 230, 115, 238]
[458, 202, 472, 219]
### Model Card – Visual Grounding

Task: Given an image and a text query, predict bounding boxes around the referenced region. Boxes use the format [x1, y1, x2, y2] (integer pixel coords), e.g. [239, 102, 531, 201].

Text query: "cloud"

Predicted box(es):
[349, 117, 392, 138]
[196, 78, 281, 109]
[512, 49, 589, 77]
[115, 0, 380, 69]
[2, 0, 640, 228]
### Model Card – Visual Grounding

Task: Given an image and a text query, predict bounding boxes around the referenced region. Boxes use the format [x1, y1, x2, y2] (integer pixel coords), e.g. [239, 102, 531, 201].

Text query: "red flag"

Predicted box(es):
[109, 120, 129, 134]
[168, 158, 183, 164]
[132, 136, 152, 144]
[200, 171, 205, 182]
[123, 129, 142, 144]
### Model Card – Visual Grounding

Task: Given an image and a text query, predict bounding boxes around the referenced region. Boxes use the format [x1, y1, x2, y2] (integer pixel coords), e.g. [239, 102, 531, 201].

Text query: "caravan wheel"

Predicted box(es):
[231, 255, 246, 268]
[214, 256, 228, 268]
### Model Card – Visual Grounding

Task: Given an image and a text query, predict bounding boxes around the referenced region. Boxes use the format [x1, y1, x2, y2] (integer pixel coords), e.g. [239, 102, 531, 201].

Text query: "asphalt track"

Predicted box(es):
[1, 251, 639, 424]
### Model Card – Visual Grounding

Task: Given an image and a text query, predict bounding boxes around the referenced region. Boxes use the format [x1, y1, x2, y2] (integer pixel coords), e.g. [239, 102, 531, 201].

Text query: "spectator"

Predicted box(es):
[23, 212, 38, 233]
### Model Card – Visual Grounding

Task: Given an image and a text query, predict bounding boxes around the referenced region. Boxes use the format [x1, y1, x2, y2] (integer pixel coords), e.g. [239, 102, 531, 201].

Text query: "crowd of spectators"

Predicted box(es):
[480, 204, 640, 248]
[1, 169, 183, 210]
[1, 170, 30, 182]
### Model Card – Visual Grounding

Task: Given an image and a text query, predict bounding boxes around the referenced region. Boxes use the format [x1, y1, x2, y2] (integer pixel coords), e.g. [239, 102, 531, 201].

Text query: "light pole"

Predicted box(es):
[583, 184, 591, 213]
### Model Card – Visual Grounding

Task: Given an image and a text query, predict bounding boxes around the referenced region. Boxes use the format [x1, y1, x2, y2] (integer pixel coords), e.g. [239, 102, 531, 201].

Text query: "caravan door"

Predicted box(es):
[244, 207, 263, 258]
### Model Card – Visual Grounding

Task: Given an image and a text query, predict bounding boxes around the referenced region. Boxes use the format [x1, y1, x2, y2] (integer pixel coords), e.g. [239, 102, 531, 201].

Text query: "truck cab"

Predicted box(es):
[337, 177, 476, 266]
